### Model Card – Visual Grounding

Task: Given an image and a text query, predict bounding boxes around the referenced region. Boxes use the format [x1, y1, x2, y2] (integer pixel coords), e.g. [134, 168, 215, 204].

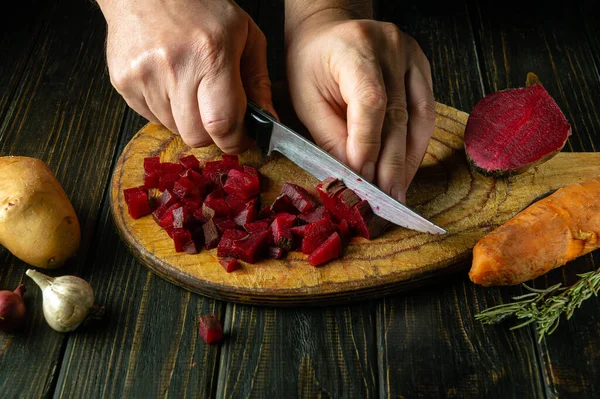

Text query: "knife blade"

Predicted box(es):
[245, 102, 446, 235]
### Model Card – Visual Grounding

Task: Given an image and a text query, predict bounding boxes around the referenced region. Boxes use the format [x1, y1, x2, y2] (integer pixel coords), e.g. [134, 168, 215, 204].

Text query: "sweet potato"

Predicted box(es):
[469, 177, 600, 286]
[0, 156, 81, 268]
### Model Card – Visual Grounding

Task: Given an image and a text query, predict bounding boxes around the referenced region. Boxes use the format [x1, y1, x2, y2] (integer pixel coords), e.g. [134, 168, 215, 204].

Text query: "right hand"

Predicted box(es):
[100, 0, 276, 153]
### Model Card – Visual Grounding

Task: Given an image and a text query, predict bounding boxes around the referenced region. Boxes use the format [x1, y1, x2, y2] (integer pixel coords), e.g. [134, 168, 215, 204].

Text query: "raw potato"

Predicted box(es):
[0, 156, 80, 268]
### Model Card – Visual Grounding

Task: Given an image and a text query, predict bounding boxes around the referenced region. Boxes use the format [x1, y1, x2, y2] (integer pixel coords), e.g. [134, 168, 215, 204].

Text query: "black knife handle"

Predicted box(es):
[245, 102, 274, 153]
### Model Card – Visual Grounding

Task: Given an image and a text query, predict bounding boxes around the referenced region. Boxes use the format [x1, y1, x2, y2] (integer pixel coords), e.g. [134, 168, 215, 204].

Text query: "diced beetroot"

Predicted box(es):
[183, 240, 199, 254]
[315, 178, 359, 221]
[232, 230, 270, 263]
[124, 187, 151, 219]
[350, 200, 390, 239]
[214, 218, 238, 234]
[172, 206, 192, 229]
[144, 156, 161, 174]
[190, 225, 204, 247]
[157, 189, 178, 208]
[290, 224, 307, 238]
[233, 198, 258, 226]
[257, 207, 274, 222]
[308, 232, 342, 267]
[219, 257, 240, 273]
[179, 154, 200, 171]
[144, 171, 159, 189]
[172, 228, 192, 252]
[181, 169, 209, 195]
[217, 229, 249, 258]
[272, 213, 297, 225]
[173, 176, 202, 199]
[225, 195, 248, 214]
[337, 219, 351, 238]
[202, 204, 216, 220]
[280, 183, 317, 213]
[182, 197, 202, 212]
[243, 166, 259, 177]
[267, 246, 286, 259]
[202, 157, 242, 185]
[301, 218, 336, 254]
[203, 189, 231, 217]
[270, 194, 298, 214]
[298, 206, 330, 224]
[158, 172, 180, 192]
[244, 221, 270, 233]
[193, 208, 207, 223]
[223, 169, 261, 200]
[271, 216, 295, 251]
[199, 313, 223, 344]
[221, 154, 239, 164]
[157, 203, 180, 228]
[161, 162, 184, 175]
[202, 219, 221, 250]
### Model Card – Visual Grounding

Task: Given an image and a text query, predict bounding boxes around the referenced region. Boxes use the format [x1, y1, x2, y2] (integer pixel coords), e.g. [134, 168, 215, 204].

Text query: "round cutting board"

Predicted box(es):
[110, 103, 600, 305]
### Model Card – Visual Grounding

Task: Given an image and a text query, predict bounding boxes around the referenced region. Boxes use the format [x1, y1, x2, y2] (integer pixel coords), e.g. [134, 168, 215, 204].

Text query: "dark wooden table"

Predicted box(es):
[1, 0, 599, 397]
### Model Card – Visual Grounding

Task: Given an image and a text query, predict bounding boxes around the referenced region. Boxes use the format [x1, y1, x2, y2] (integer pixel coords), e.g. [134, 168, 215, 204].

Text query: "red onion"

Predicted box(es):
[0, 284, 26, 333]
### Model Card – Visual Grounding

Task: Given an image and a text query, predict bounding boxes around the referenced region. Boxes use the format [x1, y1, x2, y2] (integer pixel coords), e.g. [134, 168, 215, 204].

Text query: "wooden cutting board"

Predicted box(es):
[109, 103, 600, 305]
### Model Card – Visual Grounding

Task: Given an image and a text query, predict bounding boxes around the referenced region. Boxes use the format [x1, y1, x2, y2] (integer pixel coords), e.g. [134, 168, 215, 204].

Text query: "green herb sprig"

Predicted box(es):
[475, 268, 600, 342]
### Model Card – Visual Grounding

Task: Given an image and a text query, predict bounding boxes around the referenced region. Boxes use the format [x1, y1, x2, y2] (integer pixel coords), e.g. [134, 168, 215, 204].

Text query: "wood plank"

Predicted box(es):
[470, 0, 600, 396]
[375, 1, 547, 397]
[0, 0, 129, 396]
[54, 113, 225, 397]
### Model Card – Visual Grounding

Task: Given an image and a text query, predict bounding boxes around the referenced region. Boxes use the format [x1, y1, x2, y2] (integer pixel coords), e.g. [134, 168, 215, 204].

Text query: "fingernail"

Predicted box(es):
[361, 162, 375, 182]
[391, 184, 406, 203]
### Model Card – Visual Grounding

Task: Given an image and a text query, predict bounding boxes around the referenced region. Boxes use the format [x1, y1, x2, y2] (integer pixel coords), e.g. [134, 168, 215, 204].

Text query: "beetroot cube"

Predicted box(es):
[179, 154, 200, 170]
[172, 206, 191, 229]
[301, 218, 336, 254]
[221, 154, 239, 164]
[350, 200, 390, 239]
[202, 219, 221, 250]
[219, 257, 240, 273]
[161, 162, 184, 175]
[267, 246, 286, 259]
[144, 157, 161, 174]
[223, 169, 260, 200]
[218, 229, 249, 258]
[214, 218, 238, 234]
[158, 172, 180, 192]
[157, 189, 178, 208]
[315, 178, 360, 221]
[172, 228, 192, 252]
[144, 171, 159, 189]
[124, 187, 151, 219]
[182, 197, 202, 212]
[184, 240, 199, 254]
[299, 206, 330, 224]
[338, 219, 351, 238]
[225, 195, 248, 214]
[308, 232, 342, 266]
[280, 183, 317, 213]
[203, 158, 242, 185]
[173, 176, 202, 199]
[181, 169, 209, 194]
[244, 221, 270, 233]
[204, 189, 231, 216]
[199, 313, 223, 344]
[233, 198, 258, 226]
[232, 230, 270, 263]
[290, 224, 307, 238]
[243, 166, 259, 177]
[271, 216, 295, 251]
[270, 194, 299, 215]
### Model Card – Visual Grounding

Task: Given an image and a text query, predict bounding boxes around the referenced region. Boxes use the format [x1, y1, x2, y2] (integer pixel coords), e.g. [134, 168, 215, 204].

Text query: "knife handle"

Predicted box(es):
[245, 102, 274, 153]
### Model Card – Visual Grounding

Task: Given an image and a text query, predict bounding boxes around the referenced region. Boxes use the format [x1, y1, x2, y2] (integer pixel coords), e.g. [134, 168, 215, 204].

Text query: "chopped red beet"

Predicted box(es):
[214, 218, 238, 234]
[270, 194, 299, 214]
[172, 206, 192, 229]
[219, 257, 240, 273]
[202, 157, 242, 185]
[190, 225, 204, 247]
[172, 228, 192, 252]
[233, 198, 258, 226]
[144, 171, 159, 189]
[223, 169, 260, 200]
[243, 165, 259, 177]
[315, 179, 360, 221]
[308, 232, 342, 266]
[290, 224, 307, 238]
[280, 183, 318, 212]
[221, 154, 239, 164]
[161, 162, 184, 175]
[217, 229, 249, 258]
[298, 206, 330, 224]
[199, 313, 223, 344]
[181, 169, 209, 193]
[464, 84, 571, 176]
[301, 218, 336, 254]
[203, 189, 231, 217]
[202, 219, 221, 250]
[232, 230, 270, 263]
[183, 240, 199, 254]
[157, 203, 180, 228]
[182, 197, 202, 212]
[267, 246, 286, 259]
[158, 172, 180, 192]
[173, 176, 202, 199]
[271, 216, 295, 251]
[224, 195, 247, 214]
[123, 187, 151, 219]
[179, 154, 200, 170]
[337, 219, 351, 238]
[350, 200, 390, 239]
[157, 189, 178, 208]
[244, 220, 270, 233]
[144, 156, 161, 174]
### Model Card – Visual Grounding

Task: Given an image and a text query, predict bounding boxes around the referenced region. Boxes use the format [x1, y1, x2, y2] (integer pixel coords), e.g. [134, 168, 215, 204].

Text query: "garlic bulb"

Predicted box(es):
[26, 269, 94, 332]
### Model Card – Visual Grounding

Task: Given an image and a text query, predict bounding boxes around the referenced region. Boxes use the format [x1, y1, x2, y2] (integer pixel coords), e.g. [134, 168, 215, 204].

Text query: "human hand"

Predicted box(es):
[285, 11, 435, 202]
[98, 0, 276, 153]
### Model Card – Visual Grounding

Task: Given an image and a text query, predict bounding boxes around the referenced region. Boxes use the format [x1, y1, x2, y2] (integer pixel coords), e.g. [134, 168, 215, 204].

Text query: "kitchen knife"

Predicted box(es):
[245, 102, 446, 235]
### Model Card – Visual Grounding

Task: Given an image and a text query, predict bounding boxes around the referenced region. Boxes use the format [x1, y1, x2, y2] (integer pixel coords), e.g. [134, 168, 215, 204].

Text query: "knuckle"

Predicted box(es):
[196, 33, 227, 71]
[382, 22, 403, 45]
[344, 20, 373, 42]
[357, 87, 387, 111]
[405, 151, 425, 170]
[386, 103, 409, 126]
[383, 153, 405, 171]
[411, 98, 437, 123]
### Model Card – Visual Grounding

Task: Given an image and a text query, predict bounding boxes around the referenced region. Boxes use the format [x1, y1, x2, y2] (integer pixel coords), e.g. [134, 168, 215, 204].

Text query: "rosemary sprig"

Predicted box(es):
[475, 268, 600, 342]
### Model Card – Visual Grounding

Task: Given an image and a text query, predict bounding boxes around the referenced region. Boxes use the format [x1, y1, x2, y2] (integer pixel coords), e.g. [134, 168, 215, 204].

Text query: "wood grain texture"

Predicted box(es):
[0, 1, 129, 397]
[470, 0, 600, 396]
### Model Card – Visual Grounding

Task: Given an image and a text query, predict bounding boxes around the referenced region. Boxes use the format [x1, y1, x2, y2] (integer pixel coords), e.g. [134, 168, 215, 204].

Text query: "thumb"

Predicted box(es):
[241, 19, 278, 119]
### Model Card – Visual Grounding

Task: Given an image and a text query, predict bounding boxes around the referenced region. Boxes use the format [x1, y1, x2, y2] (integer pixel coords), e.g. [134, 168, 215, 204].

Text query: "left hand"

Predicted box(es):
[285, 11, 435, 202]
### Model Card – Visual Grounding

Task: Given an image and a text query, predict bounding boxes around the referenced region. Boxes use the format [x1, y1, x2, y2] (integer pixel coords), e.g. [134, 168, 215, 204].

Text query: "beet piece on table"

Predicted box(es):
[172, 206, 192, 229]
[223, 169, 261, 200]
[337, 219, 351, 238]
[219, 257, 240, 273]
[161, 162, 185, 175]
[224, 194, 248, 214]
[290, 224, 307, 238]
[301, 218, 337, 254]
[158, 172, 180, 192]
[233, 198, 258, 226]
[203, 189, 231, 217]
[307, 232, 343, 266]
[199, 313, 223, 344]
[280, 183, 318, 213]
[202, 219, 221, 250]
[315, 178, 360, 221]
[271, 216, 295, 251]
[182, 197, 202, 213]
[217, 229, 249, 258]
[267, 246, 286, 259]
[123, 186, 151, 219]
[179, 154, 200, 171]
[270, 194, 299, 215]
[232, 230, 270, 263]
[350, 200, 390, 239]
[298, 206, 330, 224]
[214, 217, 238, 234]
[173, 176, 201, 199]
[244, 220, 270, 233]
[144, 156, 161, 174]
[144, 171, 159, 190]
[171, 228, 192, 252]
[202, 157, 242, 185]
[157, 189, 178, 208]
